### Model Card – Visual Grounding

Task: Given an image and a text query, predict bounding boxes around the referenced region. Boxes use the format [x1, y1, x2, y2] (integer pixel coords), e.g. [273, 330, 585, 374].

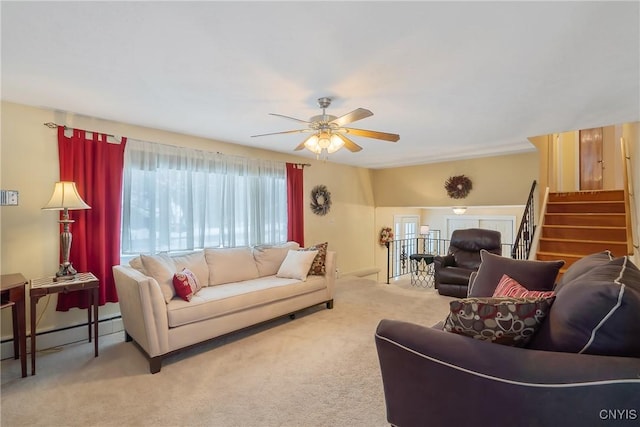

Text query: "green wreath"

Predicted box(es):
[310, 185, 332, 216]
[445, 175, 472, 199]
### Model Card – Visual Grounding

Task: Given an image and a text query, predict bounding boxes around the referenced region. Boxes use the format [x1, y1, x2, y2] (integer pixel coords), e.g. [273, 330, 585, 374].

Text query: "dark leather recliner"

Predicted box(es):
[434, 228, 501, 297]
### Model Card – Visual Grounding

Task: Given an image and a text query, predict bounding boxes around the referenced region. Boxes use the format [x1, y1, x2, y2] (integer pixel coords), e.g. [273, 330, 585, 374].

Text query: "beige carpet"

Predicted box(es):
[1, 277, 454, 427]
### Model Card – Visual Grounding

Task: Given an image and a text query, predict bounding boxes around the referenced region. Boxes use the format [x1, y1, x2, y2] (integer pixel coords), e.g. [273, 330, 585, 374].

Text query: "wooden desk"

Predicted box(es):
[1, 273, 28, 378]
[30, 272, 99, 375]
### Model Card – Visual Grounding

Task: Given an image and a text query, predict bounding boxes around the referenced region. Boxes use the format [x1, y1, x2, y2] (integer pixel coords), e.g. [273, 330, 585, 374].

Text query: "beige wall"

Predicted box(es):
[0, 101, 376, 337]
[371, 152, 538, 207]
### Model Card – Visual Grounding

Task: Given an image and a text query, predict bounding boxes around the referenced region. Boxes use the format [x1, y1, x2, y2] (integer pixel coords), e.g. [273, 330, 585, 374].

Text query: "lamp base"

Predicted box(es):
[54, 262, 78, 282]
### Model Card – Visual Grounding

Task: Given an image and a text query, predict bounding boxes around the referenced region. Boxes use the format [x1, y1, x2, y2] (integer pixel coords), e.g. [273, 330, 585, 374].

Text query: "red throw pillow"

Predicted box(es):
[172, 268, 202, 302]
[493, 274, 556, 298]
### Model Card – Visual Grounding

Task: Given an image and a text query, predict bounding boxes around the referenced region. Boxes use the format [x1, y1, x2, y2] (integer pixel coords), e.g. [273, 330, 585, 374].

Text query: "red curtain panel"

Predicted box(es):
[286, 163, 304, 247]
[55, 126, 127, 311]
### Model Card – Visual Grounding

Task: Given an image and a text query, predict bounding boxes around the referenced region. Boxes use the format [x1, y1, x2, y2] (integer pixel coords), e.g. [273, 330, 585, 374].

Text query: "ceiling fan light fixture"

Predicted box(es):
[318, 132, 331, 149]
[327, 134, 345, 154]
[253, 96, 399, 157]
[304, 135, 321, 154]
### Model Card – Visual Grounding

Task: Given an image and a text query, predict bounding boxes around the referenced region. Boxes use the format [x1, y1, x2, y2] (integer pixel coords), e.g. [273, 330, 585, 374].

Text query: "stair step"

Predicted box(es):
[544, 213, 626, 227]
[535, 251, 579, 282]
[541, 225, 627, 241]
[546, 201, 625, 213]
[537, 251, 581, 265]
[548, 190, 625, 202]
[538, 238, 627, 256]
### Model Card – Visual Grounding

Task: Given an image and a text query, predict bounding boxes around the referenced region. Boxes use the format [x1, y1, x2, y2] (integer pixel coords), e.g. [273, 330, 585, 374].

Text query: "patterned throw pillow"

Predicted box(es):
[444, 296, 555, 347]
[300, 242, 328, 275]
[172, 268, 202, 302]
[493, 274, 556, 298]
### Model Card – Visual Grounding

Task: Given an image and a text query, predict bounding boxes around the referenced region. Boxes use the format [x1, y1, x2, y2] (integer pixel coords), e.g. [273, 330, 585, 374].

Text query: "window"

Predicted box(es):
[121, 139, 287, 254]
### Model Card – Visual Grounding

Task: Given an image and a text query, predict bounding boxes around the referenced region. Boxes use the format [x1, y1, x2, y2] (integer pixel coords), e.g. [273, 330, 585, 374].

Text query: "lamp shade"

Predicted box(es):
[420, 225, 430, 235]
[42, 181, 91, 210]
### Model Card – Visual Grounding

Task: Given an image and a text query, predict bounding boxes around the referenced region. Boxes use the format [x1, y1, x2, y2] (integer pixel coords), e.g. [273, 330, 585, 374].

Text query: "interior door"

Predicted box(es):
[393, 215, 419, 274]
[580, 127, 603, 190]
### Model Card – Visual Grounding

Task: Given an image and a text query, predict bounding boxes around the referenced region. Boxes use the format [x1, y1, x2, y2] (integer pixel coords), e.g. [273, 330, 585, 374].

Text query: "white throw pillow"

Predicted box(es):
[140, 253, 177, 303]
[276, 250, 318, 281]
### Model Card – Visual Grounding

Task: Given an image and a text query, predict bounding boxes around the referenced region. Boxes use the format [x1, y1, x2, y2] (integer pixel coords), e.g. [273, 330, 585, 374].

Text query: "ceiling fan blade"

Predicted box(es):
[251, 129, 308, 137]
[294, 134, 317, 151]
[329, 108, 373, 126]
[343, 127, 400, 142]
[268, 113, 310, 124]
[335, 133, 362, 152]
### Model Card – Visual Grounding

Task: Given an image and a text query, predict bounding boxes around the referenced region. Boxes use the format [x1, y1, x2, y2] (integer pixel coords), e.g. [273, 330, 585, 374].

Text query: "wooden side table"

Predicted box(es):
[30, 272, 99, 375]
[1, 273, 28, 378]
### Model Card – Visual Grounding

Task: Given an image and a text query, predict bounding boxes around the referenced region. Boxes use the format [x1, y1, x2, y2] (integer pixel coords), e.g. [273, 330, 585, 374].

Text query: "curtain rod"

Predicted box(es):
[45, 122, 311, 167]
[44, 122, 120, 140]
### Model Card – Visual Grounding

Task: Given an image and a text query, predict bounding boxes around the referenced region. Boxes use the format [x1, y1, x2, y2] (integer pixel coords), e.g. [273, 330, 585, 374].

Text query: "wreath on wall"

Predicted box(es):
[310, 185, 332, 216]
[379, 227, 394, 246]
[445, 175, 473, 199]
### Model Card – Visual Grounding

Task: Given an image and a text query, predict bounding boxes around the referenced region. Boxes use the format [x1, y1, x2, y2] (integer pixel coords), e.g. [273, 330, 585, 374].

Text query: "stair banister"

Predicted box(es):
[621, 137, 638, 255]
[511, 180, 537, 259]
[528, 186, 549, 260]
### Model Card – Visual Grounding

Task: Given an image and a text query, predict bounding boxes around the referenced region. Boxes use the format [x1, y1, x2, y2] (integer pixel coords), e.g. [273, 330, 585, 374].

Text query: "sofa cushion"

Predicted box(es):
[252, 242, 300, 277]
[170, 251, 209, 288]
[128, 256, 145, 273]
[444, 296, 555, 347]
[166, 275, 327, 328]
[493, 274, 556, 298]
[140, 253, 177, 303]
[528, 256, 640, 357]
[300, 242, 328, 275]
[172, 268, 202, 302]
[205, 247, 260, 286]
[555, 250, 614, 291]
[276, 250, 318, 281]
[468, 250, 564, 297]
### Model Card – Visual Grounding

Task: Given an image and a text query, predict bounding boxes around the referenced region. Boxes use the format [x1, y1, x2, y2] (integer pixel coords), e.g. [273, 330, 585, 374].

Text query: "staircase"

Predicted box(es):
[536, 190, 629, 276]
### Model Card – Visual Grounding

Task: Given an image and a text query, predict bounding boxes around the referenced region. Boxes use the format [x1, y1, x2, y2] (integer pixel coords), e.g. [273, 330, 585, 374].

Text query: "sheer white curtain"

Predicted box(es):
[121, 139, 287, 254]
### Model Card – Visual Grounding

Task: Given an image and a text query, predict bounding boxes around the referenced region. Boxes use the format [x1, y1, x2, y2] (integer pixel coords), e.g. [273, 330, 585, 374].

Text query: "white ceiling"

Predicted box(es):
[2, 1, 639, 169]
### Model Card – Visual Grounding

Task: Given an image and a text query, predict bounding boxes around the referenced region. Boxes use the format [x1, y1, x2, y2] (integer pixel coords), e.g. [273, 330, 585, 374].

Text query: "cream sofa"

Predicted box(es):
[113, 242, 336, 373]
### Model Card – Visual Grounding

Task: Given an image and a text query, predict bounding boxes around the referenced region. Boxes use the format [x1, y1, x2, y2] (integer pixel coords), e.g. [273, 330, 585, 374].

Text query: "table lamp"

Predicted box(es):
[42, 181, 91, 281]
[420, 225, 430, 253]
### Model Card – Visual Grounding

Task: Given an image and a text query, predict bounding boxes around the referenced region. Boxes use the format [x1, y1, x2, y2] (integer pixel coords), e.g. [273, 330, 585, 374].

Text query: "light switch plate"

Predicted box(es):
[0, 190, 19, 206]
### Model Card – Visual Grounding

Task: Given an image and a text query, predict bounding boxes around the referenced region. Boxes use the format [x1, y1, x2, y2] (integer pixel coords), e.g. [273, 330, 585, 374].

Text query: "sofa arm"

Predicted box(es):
[324, 250, 337, 299]
[113, 265, 170, 357]
[375, 319, 640, 427]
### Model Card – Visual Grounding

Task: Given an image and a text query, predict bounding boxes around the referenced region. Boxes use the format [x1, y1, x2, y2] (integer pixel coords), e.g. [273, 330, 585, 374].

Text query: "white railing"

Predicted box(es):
[621, 137, 638, 254]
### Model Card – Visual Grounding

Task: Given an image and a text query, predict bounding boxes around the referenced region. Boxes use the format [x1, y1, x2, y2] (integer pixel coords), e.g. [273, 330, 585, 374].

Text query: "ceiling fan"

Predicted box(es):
[251, 97, 400, 157]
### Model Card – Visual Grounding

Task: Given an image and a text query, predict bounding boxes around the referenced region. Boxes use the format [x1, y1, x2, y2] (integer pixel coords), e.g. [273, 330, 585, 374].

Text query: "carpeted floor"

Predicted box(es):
[1, 277, 454, 427]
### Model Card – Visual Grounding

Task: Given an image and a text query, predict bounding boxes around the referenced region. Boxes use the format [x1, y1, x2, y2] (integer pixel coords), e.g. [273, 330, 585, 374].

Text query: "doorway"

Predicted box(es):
[580, 127, 603, 190]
